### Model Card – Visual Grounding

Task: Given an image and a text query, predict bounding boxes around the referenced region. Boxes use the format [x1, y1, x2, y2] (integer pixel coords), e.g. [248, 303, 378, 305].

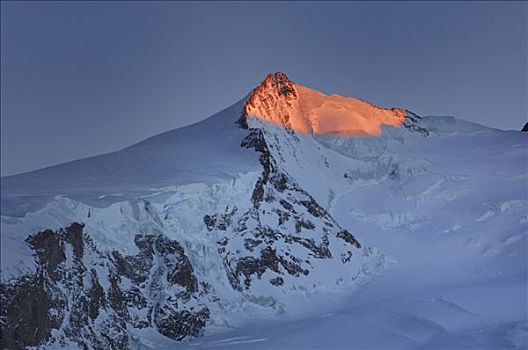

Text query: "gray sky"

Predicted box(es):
[1, 1, 526, 176]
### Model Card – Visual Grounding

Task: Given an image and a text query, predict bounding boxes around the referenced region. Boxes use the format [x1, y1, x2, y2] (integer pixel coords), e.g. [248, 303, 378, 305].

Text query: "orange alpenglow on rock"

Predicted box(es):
[243, 72, 406, 136]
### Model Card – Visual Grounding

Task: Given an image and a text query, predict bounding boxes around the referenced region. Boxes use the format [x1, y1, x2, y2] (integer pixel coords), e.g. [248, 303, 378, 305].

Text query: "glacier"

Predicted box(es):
[1, 72, 526, 349]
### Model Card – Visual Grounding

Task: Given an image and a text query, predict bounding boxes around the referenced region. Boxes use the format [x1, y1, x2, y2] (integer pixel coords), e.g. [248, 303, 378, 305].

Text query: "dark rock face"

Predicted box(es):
[1, 274, 57, 349]
[404, 110, 429, 136]
[337, 230, 362, 249]
[0, 224, 209, 349]
[270, 276, 284, 286]
[155, 309, 210, 341]
[205, 128, 363, 293]
[522, 122, 528, 132]
[273, 72, 296, 97]
[112, 233, 210, 341]
[203, 207, 237, 232]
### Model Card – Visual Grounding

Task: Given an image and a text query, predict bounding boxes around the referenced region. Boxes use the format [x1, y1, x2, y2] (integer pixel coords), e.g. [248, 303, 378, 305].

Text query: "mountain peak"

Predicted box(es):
[243, 72, 308, 133]
[266, 72, 296, 96]
[243, 72, 406, 136]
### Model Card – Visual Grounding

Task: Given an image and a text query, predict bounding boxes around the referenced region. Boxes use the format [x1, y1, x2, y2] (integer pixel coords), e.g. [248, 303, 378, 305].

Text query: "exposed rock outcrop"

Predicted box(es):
[206, 126, 365, 293]
[0, 224, 209, 349]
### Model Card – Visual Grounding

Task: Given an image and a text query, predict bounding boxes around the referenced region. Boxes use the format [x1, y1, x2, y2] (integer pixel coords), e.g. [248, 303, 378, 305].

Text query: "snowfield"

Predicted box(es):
[1, 73, 526, 349]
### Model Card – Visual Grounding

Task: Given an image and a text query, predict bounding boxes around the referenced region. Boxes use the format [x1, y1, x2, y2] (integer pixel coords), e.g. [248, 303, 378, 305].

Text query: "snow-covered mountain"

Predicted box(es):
[1, 72, 526, 349]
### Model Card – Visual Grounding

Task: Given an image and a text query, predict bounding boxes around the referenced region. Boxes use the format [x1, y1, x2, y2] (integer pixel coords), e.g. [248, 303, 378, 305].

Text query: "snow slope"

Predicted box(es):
[1, 72, 526, 349]
[173, 117, 527, 349]
[133, 117, 527, 350]
[0, 98, 259, 218]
